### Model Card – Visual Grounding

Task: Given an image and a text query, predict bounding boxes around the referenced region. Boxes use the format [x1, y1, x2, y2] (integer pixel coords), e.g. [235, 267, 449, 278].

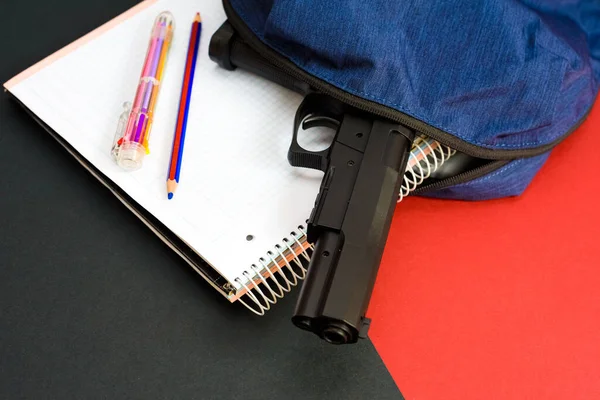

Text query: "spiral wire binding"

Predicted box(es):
[398, 135, 456, 202]
[235, 226, 314, 316]
[236, 136, 455, 315]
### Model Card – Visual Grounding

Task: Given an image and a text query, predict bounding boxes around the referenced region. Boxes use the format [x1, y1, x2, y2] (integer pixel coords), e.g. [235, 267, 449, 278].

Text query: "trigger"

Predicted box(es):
[302, 114, 341, 131]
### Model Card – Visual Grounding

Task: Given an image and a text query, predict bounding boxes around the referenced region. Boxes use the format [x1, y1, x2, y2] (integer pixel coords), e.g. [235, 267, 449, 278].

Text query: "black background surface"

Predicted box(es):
[0, 0, 402, 399]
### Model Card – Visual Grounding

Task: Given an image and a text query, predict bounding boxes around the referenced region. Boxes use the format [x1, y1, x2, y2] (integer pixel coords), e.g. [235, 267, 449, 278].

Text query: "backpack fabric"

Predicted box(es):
[226, 0, 600, 200]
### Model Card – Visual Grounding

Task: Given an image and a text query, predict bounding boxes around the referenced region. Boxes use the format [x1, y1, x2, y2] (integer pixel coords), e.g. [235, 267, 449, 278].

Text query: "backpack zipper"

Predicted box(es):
[413, 159, 509, 194]
[222, 0, 591, 162]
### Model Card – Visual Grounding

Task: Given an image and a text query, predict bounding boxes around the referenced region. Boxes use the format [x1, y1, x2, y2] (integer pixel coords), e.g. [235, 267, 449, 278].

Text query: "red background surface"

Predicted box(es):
[369, 99, 600, 399]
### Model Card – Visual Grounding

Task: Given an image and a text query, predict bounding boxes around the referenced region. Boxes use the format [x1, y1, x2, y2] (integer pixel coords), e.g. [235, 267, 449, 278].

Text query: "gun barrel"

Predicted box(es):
[293, 119, 415, 344]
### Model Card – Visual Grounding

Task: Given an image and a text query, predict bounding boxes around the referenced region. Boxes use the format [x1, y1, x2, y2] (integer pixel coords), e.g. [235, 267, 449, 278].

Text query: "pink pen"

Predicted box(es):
[112, 11, 175, 171]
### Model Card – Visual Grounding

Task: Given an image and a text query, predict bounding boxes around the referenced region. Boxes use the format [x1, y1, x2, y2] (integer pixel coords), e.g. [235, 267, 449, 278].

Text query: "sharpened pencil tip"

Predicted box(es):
[167, 179, 178, 197]
[195, 13, 202, 23]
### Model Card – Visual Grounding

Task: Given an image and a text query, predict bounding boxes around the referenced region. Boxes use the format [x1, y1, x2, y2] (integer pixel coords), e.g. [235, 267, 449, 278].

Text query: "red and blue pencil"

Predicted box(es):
[167, 13, 202, 199]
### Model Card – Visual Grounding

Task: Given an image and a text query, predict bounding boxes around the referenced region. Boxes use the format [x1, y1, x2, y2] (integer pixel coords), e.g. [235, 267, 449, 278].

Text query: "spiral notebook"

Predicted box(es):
[4, 0, 454, 315]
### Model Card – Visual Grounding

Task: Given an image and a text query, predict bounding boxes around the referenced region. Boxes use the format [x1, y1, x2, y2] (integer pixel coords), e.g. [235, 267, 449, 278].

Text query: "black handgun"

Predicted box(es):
[210, 22, 415, 344]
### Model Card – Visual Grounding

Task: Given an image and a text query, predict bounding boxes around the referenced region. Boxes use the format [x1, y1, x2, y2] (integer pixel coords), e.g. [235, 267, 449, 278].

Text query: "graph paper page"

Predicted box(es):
[7, 0, 325, 288]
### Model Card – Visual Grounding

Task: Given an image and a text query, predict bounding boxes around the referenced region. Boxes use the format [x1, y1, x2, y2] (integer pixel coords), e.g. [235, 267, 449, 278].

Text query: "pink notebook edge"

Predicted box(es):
[4, 0, 158, 91]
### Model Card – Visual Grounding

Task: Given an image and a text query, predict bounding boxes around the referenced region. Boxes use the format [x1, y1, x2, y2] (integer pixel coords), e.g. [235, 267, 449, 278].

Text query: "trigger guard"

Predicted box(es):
[302, 114, 341, 131]
[289, 94, 348, 172]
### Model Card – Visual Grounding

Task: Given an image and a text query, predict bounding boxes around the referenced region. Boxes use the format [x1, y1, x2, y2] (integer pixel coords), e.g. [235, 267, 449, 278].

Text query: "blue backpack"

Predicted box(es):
[209, 0, 599, 344]
[221, 0, 599, 200]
